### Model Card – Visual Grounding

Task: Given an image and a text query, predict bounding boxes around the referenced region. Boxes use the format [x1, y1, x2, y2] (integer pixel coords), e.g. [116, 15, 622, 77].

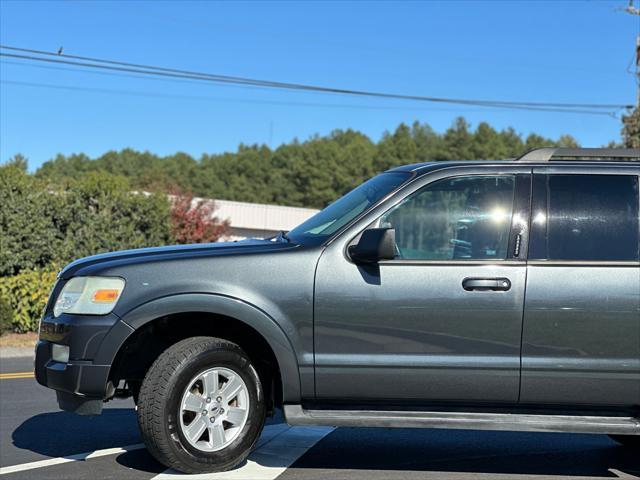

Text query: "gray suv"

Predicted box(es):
[35, 147, 640, 473]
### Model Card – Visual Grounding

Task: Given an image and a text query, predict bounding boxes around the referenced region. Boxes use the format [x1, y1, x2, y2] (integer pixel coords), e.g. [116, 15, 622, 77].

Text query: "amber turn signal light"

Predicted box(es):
[92, 289, 120, 303]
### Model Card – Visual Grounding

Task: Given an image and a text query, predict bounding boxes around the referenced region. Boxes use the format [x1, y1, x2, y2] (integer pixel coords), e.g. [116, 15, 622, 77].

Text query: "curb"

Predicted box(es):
[0, 347, 35, 359]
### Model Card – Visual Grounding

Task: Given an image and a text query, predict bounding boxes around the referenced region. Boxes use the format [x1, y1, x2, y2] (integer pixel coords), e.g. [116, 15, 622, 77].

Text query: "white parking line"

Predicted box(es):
[0, 443, 145, 476]
[152, 425, 334, 480]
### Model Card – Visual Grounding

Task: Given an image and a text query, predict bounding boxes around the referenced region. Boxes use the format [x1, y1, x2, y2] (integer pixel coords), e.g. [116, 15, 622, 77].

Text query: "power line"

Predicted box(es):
[0, 79, 504, 112]
[1, 79, 618, 117]
[1, 44, 626, 109]
[0, 44, 629, 110]
[0, 59, 612, 116]
[0, 44, 632, 115]
[0, 59, 293, 95]
[0, 80, 544, 115]
[0, 51, 620, 116]
[0, 59, 625, 117]
[0, 52, 616, 118]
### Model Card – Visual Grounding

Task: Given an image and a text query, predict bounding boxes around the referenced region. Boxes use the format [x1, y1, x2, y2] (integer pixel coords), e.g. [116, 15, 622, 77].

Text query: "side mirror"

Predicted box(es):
[348, 228, 396, 264]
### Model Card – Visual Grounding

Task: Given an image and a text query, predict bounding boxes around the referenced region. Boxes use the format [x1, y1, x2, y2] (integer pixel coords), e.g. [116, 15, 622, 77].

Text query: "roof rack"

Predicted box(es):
[516, 147, 640, 162]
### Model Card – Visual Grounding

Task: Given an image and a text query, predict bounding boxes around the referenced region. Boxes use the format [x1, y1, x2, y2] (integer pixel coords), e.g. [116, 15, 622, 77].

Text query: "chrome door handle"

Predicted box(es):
[462, 278, 511, 291]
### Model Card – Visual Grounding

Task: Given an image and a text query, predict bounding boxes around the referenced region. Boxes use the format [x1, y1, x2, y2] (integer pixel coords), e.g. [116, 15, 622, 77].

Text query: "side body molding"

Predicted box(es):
[99, 293, 302, 402]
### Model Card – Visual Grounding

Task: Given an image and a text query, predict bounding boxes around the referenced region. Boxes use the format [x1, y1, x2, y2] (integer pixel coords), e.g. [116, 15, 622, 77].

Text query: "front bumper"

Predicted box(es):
[35, 312, 133, 415]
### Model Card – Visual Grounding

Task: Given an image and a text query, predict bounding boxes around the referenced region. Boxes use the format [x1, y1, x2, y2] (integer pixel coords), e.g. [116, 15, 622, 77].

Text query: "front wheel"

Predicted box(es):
[137, 336, 266, 474]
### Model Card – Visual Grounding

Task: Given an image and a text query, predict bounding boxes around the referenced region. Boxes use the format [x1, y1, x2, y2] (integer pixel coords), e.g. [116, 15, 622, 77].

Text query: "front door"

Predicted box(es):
[314, 171, 531, 404]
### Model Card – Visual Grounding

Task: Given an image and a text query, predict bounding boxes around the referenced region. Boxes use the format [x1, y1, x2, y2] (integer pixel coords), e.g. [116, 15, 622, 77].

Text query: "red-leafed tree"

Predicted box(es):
[169, 188, 230, 244]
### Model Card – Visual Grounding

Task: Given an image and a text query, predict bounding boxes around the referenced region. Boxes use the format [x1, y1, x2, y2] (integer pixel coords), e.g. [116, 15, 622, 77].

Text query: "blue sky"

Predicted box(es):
[0, 0, 638, 170]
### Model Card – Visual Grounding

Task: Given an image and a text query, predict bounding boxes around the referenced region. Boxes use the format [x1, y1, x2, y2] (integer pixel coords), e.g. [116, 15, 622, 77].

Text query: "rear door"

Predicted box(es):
[521, 166, 640, 407]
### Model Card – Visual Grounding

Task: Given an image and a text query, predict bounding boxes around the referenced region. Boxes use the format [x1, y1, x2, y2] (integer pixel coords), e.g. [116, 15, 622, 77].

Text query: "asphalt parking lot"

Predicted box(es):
[1, 356, 639, 480]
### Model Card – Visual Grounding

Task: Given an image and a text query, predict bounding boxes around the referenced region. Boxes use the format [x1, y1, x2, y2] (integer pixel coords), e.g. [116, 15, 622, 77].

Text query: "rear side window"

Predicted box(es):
[530, 174, 639, 261]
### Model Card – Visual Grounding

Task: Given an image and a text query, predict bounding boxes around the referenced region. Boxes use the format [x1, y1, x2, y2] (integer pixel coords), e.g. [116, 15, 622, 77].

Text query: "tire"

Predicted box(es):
[137, 336, 266, 474]
[609, 435, 640, 449]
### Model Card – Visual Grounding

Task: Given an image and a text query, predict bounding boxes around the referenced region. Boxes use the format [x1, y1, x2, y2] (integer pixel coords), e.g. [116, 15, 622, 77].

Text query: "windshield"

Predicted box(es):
[287, 172, 412, 245]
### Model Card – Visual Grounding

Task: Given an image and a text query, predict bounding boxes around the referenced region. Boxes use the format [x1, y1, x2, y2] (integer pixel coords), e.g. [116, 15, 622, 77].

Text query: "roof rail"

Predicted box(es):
[516, 147, 640, 162]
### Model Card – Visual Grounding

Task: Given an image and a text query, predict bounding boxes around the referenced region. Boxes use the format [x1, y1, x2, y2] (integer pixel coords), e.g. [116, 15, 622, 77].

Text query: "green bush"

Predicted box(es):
[52, 172, 172, 263]
[0, 266, 58, 333]
[1, 166, 173, 277]
[0, 295, 13, 335]
[0, 165, 61, 276]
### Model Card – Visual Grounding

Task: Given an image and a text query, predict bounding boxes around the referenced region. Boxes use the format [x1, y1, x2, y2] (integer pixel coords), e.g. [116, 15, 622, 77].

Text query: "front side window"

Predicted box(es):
[530, 174, 639, 261]
[379, 176, 516, 260]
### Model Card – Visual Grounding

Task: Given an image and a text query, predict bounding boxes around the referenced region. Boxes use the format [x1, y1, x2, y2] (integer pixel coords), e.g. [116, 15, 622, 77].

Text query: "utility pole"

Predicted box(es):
[618, 0, 640, 148]
[636, 35, 640, 107]
[622, 0, 640, 106]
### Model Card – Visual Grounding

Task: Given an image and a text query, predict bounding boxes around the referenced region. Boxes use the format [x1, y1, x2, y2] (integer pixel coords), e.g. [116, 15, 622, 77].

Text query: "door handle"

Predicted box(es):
[462, 277, 511, 292]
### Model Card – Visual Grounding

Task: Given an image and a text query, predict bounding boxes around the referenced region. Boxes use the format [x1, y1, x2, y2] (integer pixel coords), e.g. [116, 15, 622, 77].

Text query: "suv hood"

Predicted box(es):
[59, 238, 296, 279]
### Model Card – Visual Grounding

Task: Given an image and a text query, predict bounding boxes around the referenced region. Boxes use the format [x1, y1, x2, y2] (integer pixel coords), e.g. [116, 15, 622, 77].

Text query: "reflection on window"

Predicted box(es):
[287, 172, 411, 245]
[542, 175, 639, 261]
[380, 176, 515, 260]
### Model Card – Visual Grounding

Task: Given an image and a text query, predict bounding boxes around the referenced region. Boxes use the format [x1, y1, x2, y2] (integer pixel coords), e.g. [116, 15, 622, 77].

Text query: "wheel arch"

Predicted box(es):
[99, 293, 302, 404]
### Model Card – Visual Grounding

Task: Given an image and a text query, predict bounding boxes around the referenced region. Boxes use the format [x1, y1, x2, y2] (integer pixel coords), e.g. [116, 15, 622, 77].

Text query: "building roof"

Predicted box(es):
[201, 198, 319, 232]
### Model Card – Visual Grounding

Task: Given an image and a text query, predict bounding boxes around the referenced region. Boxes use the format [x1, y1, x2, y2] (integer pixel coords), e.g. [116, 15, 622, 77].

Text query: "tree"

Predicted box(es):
[471, 122, 506, 159]
[411, 121, 442, 162]
[440, 117, 474, 160]
[499, 127, 526, 158]
[375, 123, 418, 170]
[556, 134, 579, 148]
[622, 107, 640, 148]
[3, 154, 28, 172]
[34, 118, 582, 209]
[170, 189, 231, 244]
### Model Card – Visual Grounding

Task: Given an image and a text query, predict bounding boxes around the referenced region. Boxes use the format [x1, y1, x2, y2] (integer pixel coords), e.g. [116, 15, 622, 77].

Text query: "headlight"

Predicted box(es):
[53, 277, 125, 317]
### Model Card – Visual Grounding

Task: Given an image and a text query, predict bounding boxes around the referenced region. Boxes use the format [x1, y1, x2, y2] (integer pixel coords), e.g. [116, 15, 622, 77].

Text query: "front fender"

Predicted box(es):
[96, 293, 302, 402]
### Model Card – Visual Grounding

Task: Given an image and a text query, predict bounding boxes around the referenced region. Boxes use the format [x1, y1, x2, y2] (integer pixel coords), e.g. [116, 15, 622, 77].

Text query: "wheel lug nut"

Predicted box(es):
[220, 408, 224, 414]
[206, 397, 211, 403]
[210, 417, 215, 423]
[216, 396, 222, 402]
[202, 410, 207, 415]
